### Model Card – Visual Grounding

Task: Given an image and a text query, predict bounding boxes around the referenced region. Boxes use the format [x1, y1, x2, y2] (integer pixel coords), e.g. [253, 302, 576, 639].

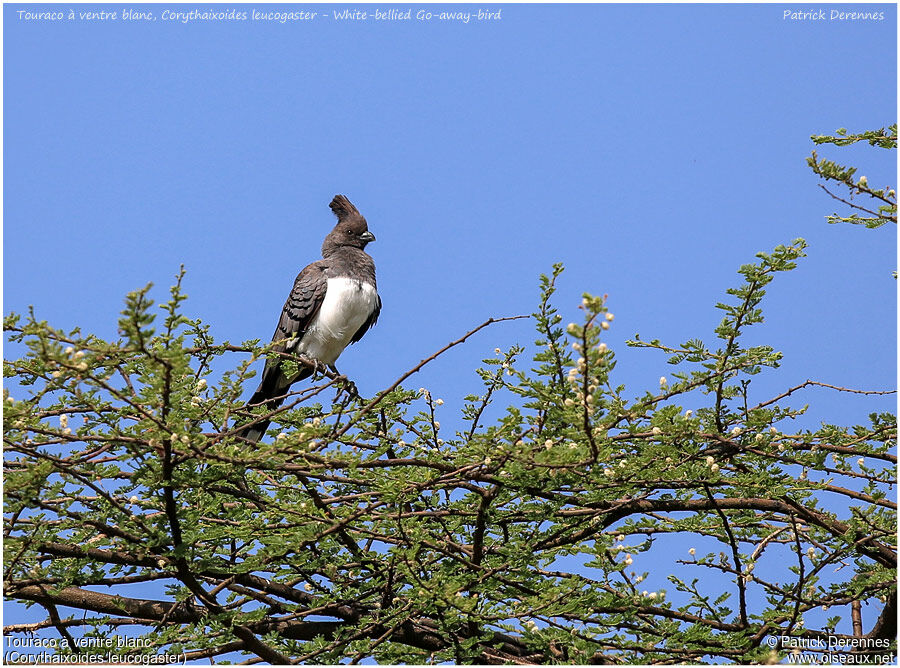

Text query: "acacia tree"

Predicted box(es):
[3, 131, 896, 665]
[807, 124, 897, 229]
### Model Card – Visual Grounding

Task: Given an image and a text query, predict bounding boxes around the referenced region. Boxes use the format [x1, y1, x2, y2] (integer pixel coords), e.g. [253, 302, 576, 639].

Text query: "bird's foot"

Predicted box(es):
[329, 370, 358, 402]
[326, 364, 357, 397]
[332, 378, 359, 403]
[343, 379, 359, 398]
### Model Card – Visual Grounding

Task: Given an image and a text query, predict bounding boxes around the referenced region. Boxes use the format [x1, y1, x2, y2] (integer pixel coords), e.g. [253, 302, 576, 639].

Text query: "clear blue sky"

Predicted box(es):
[3, 0, 897, 651]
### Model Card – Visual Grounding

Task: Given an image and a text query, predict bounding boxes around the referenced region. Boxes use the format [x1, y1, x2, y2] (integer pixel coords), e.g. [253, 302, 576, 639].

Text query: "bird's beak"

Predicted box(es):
[360, 231, 376, 243]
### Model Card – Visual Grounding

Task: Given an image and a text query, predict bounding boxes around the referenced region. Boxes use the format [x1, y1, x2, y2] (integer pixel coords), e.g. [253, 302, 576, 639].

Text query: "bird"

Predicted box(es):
[239, 195, 381, 443]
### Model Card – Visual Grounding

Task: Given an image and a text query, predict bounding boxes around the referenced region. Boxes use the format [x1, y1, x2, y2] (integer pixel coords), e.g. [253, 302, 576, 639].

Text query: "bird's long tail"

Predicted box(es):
[235, 368, 312, 444]
[235, 397, 279, 444]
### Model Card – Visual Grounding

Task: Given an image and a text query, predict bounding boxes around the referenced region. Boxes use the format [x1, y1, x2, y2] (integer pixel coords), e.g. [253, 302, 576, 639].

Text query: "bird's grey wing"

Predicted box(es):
[253, 263, 328, 404]
[350, 292, 381, 344]
[271, 262, 328, 352]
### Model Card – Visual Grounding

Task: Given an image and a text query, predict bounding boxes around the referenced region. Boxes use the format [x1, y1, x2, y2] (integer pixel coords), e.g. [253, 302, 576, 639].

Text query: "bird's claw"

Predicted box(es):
[344, 379, 359, 398]
[331, 376, 359, 403]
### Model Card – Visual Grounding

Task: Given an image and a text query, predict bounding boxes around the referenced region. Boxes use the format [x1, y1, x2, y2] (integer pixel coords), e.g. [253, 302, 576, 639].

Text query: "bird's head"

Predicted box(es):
[323, 195, 375, 254]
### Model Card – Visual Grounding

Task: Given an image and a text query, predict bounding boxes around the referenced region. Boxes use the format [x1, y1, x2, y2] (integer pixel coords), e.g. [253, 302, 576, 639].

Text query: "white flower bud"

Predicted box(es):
[196, 379, 207, 390]
[567, 323, 578, 334]
[605, 313, 614, 321]
[857, 457, 865, 468]
[616, 534, 624, 542]
[604, 468, 614, 476]
[601, 321, 610, 330]
[684, 410, 692, 418]
[665, 456, 673, 463]
[689, 548, 695, 555]
[76, 362, 88, 372]
[648, 592, 658, 600]
[436, 398, 444, 405]
[304, 583, 313, 591]
[659, 376, 667, 386]
[564, 398, 574, 406]
[59, 414, 68, 428]
[73, 350, 85, 359]
[652, 426, 662, 436]
[433, 421, 440, 430]
[731, 426, 742, 436]
[597, 343, 608, 353]
[858, 175, 868, 187]
[276, 432, 287, 441]
[710, 463, 720, 473]
[706, 456, 715, 466]
[64, 346, 74, 355]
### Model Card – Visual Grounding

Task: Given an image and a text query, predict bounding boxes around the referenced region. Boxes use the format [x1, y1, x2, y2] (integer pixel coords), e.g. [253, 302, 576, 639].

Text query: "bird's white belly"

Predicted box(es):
[296, 278, 377, 365]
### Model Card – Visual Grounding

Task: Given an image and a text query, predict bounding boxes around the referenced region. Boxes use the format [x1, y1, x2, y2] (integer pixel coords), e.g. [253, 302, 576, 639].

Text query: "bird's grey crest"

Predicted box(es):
[329, 194, 361, 221]
[324, 195, 374, 254]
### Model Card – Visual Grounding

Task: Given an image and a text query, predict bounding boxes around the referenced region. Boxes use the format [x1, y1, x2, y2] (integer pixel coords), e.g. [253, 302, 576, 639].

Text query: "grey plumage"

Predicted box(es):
[240, 195, 381, 442]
